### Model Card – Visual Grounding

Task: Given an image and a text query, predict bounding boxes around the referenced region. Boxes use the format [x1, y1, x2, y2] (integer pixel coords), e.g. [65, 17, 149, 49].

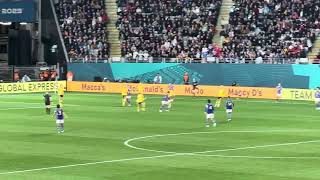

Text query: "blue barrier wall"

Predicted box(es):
[68, 63, 320, 89]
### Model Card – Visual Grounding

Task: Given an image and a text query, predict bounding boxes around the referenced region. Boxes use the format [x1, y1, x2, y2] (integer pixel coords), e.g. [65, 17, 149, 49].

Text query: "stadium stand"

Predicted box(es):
[221, 0, 320, 63]
[55, 0, 110, 62]
[116, 0, 222, 62]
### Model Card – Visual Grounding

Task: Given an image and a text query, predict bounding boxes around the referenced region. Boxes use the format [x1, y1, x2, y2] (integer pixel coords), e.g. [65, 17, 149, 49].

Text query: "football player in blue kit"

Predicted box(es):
[204, 99, 216, 127]
[315, 87, 320, 110]
[226, 96, 234, 122]
[276, 83, 283, 101]
[53, 104, 66, 133]
[160, 92, 171, 112]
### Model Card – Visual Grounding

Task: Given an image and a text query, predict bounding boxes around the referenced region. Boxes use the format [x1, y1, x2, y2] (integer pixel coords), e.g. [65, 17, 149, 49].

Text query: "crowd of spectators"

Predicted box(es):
[54, 0, 320, 64]
[221, 0, 320, 62]
[55, 0, 110, 61]
[39, 69, 58, 81]
[116, 0, 222, 62]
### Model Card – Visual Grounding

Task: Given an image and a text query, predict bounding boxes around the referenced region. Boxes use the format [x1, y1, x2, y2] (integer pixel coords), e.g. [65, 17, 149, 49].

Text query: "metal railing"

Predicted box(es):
[0, 66, 56, 83]
[69, 57, 316, 64]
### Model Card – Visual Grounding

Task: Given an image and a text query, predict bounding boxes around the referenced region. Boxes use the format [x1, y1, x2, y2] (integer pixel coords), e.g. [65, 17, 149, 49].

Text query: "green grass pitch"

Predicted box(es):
[0, 93, 320, 180]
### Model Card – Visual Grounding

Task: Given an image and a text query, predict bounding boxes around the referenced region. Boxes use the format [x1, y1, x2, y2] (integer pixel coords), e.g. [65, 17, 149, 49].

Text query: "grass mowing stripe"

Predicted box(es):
[124, 131, 320, 154]
[0, 154, 180, 175]
[2, 137, 320, 176]
[1, 93, 319, 179]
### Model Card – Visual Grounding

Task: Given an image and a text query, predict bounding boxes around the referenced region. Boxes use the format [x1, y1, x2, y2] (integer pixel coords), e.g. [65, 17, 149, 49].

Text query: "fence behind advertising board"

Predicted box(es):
[0, 0, 36, 22]
[0, 66, 47, 82]
[67, 81, 277, 99]
[0, 81, 66, 94]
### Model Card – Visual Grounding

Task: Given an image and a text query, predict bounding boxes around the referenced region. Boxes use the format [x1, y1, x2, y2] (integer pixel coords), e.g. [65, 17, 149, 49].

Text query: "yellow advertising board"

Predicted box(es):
[0, 81, 66, 94]
[281, 88, 315, 101]
[67, 81, 277, 99]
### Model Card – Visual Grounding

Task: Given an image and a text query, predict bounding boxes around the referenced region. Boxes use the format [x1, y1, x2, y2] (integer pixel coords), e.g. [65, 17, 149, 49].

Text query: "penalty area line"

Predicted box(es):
[0, 154, 180, 176]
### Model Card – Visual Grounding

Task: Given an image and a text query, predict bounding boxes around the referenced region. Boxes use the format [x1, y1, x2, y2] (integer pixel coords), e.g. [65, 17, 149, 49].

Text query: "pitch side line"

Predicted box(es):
[2, 93, 312, 105]
[0, 102, 80, 106]
[70, 93, 312, 103]
[0, 105, 80, 111]
[0, 154, 180, 176]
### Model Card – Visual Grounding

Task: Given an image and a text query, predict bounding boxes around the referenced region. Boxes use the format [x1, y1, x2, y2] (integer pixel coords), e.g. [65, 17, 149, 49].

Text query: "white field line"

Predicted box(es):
[191, 154, 320, 159]
[0, 130, 319, 175]
[70, 93, 312, 105]
[0, 107, 46, 111]
[124, 131, 320, 155]
[193, 139, 320, 154]
[0, 105, 80, 111]
[0, 154, 180, 175]
[1, 92, 312, 105]
[123, 130, 286, 154]
[0, 102, 80, 106]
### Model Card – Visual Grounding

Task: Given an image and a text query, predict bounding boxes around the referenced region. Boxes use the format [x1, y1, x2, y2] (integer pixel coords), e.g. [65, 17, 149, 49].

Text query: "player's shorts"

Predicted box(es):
[226, 109, 233, 113]
[56, 119, 64, 124]
[45, 104, 51, 108]
[206, 113, 214, 119]
[315, 98, 320, 103]
[162, 101, 169, 105]
[276, 93, 282, 98]
[126, 95, 131, 99]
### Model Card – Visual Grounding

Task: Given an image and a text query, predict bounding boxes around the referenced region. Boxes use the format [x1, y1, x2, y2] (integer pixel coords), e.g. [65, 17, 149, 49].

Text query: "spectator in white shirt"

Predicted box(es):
[153, 73, 162, 84]
[21, 74, 31, 83]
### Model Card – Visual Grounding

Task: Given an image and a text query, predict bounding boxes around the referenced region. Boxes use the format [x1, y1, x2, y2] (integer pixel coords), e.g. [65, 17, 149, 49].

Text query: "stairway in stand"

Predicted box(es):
[105, 0, 121, 58]
[308, 37, 320, 63]
[213, 0, 234, 46]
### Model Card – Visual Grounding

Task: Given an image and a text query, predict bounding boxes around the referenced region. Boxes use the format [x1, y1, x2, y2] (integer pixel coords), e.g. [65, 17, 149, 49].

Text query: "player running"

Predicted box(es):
[215, 87, 225, 108]
[126, 85, 132, 106]
[121, 85, 132, 107]
[58, 84, 65, 107]
[160, 92, 171, 112]
[315, 87, 320, 110]
[276, 83, 282, 101]
[226, 97, 234, 122]
[168, 84, 175, 109]
[205, 99, 216, 127]
[44, 92, 52, 115]
[136, 92, 146, 112]
[53, 104, 66, 133]
[191, 78, 199, 96]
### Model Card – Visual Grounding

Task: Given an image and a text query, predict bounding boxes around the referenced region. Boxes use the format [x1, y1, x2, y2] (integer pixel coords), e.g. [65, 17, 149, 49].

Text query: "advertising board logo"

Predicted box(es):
[1, 8, 23, 14]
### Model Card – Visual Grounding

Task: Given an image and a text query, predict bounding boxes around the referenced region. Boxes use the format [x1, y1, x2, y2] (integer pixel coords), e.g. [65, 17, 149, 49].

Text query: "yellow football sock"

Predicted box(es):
[59, 98, 64, 107]
[141, 102, 146, 111]
[122, 98, 126, 106]
[215, 99, 221, 108]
